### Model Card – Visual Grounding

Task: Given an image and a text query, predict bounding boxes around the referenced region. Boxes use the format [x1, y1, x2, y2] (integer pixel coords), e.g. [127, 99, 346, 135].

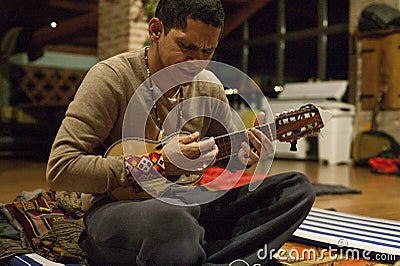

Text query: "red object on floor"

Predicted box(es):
[194, 167, 268, 190]
[368, 157, 400, 174]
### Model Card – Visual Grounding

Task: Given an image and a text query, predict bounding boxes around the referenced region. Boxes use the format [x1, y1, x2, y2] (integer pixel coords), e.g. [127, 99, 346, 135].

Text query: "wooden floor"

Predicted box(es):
[1, 158, 400, 221]
[270, 159, 400, 221]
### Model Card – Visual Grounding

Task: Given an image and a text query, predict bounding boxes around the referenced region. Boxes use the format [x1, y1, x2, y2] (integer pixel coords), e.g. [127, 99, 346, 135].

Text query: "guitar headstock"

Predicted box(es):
[274, 104, 328, 150]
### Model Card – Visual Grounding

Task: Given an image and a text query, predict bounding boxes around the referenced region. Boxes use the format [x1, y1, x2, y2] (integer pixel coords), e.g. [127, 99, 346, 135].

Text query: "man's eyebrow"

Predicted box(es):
[177, 37, 194, 45]
[177, 37, 216, 49]
[186, 43, 216, 52]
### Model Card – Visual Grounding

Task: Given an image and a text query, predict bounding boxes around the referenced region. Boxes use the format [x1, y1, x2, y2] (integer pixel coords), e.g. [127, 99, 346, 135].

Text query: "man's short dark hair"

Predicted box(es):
[155, 0, 225, 36]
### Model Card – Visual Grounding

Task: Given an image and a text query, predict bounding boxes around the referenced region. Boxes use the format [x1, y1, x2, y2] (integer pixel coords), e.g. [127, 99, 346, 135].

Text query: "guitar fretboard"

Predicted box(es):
[214, 123, 276, 161]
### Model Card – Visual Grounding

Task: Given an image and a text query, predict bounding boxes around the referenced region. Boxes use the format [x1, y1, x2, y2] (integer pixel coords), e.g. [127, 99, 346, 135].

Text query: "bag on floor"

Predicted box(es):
[353, 130, 400, 165]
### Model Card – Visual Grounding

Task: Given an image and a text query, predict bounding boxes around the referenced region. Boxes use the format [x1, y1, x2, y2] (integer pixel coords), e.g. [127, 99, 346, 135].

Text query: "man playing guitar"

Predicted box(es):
[46, 0, 316, 264]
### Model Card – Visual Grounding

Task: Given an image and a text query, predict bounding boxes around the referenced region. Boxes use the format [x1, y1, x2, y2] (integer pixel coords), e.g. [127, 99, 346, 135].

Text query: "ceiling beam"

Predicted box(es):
[25, 0, 272, 56]
[222, 0, 271, 38]
[31, 11, 97, 49]
[48, 0, 97, 11]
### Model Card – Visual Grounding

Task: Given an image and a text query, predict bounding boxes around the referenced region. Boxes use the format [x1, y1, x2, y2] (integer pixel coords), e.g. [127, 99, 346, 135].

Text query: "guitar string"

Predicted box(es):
[215, 107, 323, 161]
[214, 123, 276, 160]
[144, 49, 318, 161]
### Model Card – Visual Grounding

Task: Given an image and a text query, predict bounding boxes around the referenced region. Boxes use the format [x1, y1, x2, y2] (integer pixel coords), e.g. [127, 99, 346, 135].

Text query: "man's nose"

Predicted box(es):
[185, 49, 203, 61]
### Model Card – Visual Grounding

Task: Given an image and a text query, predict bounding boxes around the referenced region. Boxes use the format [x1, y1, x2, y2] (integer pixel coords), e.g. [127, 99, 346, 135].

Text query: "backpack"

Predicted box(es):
[353, 130, 400, 165]
[358, 4, 400, 32]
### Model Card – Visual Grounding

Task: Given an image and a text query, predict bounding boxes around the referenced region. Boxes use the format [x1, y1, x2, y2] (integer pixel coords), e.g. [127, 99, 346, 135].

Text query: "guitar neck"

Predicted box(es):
[214, 123, 276, 161]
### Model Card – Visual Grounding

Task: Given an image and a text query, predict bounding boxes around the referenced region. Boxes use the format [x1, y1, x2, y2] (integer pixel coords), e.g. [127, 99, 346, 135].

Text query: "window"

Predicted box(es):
[217, 0, 349, 97]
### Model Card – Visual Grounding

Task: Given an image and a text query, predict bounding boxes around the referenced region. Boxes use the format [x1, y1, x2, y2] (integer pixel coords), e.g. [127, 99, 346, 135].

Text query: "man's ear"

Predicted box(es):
[148, 18, 163, 41]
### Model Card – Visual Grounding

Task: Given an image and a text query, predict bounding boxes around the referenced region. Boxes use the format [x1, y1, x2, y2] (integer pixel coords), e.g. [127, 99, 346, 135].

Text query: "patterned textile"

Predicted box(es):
[36, 219, 86, 264]
[4, 192, 84, 264]
[125, 151, 166, 184]
[289, 208, 400, 264]
[9, 253, 83, 265]
[293, 208, 400, 257]
[55, 192, 84, 220]
[124, 151, 170, 196]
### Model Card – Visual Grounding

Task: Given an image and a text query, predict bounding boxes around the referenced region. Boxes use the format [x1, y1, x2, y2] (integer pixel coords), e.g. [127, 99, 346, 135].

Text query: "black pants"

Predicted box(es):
[79, 171, 315, 265]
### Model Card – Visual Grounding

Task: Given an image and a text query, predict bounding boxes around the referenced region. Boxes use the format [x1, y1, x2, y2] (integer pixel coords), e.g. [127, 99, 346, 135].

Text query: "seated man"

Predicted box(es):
[46, 0, 315, 264]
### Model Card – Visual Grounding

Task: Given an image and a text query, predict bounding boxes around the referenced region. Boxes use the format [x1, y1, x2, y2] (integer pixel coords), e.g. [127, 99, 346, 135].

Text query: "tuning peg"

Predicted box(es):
[311, 131, 320, 137]
[290, 140, 298, 151]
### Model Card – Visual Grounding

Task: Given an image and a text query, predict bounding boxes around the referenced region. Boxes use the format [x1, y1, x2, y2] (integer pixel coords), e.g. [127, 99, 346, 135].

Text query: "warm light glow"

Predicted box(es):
[274, 85, 284, 93]
[50, 21, 58, 28]
[224, 88, 238, 95]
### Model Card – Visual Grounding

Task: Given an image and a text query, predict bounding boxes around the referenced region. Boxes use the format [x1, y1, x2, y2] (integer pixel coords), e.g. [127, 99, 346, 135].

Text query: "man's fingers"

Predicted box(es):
[249, 128, 274, 159]
[255, 111, 265, 126]
[247, 148, 259, 164]
[198, 137, 216, 153]
[199, 144, 218, 167]
[248, 129, 262, 152]
[241, 142, 258, 165]
[238, 143, 250, 165]
[237, 147, 247, 165]
[179, 131, 200, 144]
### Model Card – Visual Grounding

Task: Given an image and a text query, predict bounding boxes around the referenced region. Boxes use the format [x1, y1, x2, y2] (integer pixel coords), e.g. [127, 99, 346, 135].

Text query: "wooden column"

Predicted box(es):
[98, 0, 149, 60]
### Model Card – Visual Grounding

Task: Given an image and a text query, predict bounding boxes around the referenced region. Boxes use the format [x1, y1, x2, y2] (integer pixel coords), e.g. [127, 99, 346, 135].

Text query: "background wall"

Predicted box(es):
[98, 0, 149, 60]
[349, 0, 400, 143]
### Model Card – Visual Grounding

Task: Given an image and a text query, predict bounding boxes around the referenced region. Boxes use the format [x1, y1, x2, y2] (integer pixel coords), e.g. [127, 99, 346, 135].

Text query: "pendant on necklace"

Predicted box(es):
[168, 98, 178, 103]
[156, 129, 164, 141]
[167, 89, 180, 103]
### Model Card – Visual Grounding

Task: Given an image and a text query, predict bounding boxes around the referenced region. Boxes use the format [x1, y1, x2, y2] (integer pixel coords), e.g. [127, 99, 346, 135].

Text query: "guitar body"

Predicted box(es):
[105, 138, 163, 200]
[105, 104, 328, 200]
[105, 134, 202, 200]
[105, 137, 162, 157]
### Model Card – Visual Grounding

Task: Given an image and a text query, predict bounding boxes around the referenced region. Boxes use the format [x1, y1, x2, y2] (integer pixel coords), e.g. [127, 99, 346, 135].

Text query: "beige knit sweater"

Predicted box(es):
[46, 47, 236, 210]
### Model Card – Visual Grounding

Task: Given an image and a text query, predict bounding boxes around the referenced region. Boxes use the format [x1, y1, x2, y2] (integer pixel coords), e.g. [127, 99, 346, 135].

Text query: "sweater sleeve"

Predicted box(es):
[46, 63, 129, 194]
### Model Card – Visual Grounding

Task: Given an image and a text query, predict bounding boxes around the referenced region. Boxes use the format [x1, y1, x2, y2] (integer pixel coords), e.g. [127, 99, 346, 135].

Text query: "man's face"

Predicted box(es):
[156, 18, 221, 71]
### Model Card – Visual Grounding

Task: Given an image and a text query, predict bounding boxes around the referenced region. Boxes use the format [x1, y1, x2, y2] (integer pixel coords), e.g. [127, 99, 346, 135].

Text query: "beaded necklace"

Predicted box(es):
[144, 47, 184, 131]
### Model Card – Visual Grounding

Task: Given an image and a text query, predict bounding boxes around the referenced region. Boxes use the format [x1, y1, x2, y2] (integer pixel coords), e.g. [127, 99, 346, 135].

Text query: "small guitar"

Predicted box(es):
[105, 104, 329, 200]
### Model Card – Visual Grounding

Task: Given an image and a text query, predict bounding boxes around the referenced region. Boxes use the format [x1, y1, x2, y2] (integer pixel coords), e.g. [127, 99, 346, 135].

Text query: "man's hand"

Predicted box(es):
[237, 112, 274, 166]
[162, 132, 219, 176]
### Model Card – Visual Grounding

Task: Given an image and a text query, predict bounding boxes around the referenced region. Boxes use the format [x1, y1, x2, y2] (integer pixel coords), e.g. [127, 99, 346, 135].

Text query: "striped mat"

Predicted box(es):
[9, 254, 81, 266]
[291, 208, 400, 262]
